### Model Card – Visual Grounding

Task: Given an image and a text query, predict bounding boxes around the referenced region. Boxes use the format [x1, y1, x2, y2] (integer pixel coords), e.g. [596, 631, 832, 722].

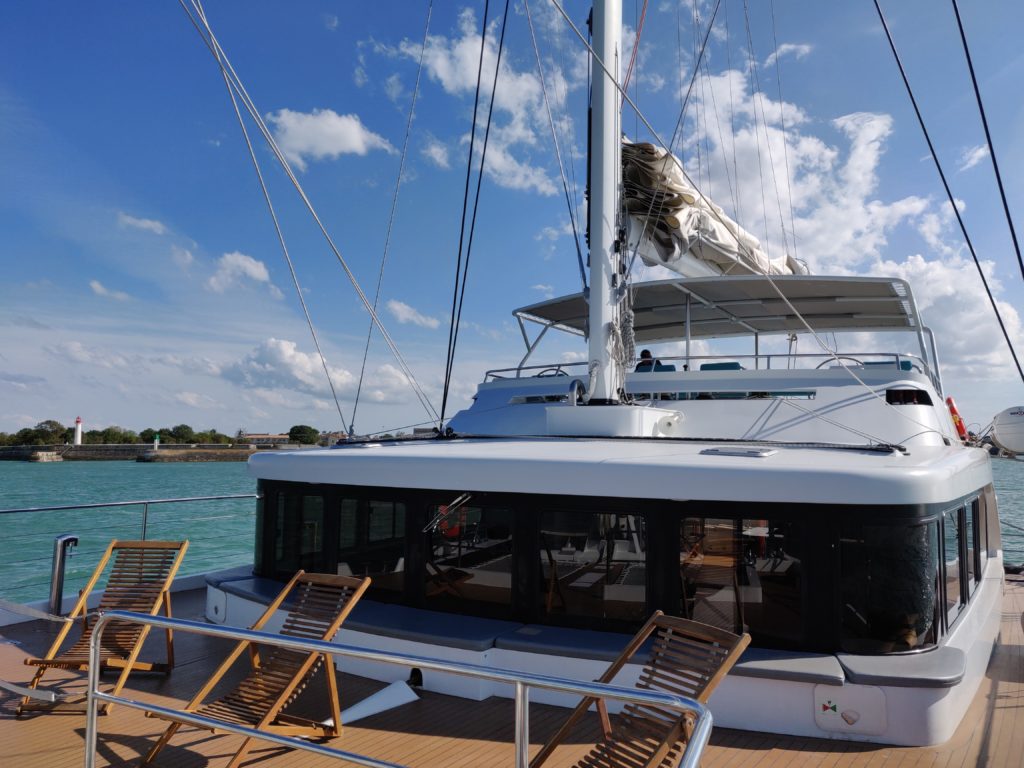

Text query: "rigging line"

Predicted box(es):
[620, 0, 648, 108]
[555, 30, 586, 276]
[702, 53, 739, 222]
[551, 0, 950, 436]
[781, 397, 933, 447]
[440, 0, 491, 425]
[874, 0, 1024, 386]
[445, 0, 513, 424]
[189, 0, 347, 431]
[741, 0, 788, 260]
[951, 0, 1024, 284]
[769, 0, 798, 263]
[524, 0, 587, 291]
[725, 0, 742, 224]
[350, 0, 434, 436]
[182, 1, 439, 421]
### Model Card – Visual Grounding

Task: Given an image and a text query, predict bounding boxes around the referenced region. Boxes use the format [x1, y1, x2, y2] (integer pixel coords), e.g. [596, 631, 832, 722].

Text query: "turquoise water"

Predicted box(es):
[0, 461, 256, 604]
[1, 456, 1023, 605]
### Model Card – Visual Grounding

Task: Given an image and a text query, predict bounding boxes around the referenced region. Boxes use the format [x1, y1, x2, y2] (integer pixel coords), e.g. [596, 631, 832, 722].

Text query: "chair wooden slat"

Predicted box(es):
[142, 570, 370, 768]
[531, 611, 750, 768]
[17, 539, 188, 715]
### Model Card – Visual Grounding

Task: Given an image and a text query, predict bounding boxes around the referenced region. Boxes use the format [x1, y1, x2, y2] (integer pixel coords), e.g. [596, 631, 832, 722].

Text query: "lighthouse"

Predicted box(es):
[73, 416, 83, 446]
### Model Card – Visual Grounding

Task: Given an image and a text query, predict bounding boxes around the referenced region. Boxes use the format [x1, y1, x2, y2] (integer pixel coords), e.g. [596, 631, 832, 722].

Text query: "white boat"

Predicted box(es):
[202, 0, 1004, 748]
[1, 0, 1009, 762]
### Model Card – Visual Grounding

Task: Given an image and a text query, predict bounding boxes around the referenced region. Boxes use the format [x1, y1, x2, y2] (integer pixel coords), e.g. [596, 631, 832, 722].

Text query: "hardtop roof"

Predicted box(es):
[514, 275, 921, 343]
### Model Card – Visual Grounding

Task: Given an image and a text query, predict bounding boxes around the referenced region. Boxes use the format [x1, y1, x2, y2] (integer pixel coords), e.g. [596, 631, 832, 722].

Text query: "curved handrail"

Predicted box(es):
[85, 610, 713, 768]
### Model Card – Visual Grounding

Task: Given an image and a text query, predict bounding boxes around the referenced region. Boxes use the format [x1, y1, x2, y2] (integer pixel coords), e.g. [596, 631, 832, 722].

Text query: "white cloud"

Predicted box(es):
[764, 43, 813, 68]
[154, 354, 222, 376]
[422, 138, 450, 169]
[532, 283, 554, 299]
[43, 341, 136, 370]
[206, 251, 282, 298]
[384, 73, 405, 103]
[324, 14, 339, 31]
[266, 108, 395, 171]
[877, 252, 1023, 377]
[117, 211, 167, 235]
[223, 338, 355, 397]
[171, 245, 194, 268]
[958, 144, 990, 172]
[174, 391, 219, 409]
[222, 339, 417, 408]
[354, 53, 368, 87]
[89, 280, 131, 302]
[387, 299, 440, 329]
[396, 8, 560, 196]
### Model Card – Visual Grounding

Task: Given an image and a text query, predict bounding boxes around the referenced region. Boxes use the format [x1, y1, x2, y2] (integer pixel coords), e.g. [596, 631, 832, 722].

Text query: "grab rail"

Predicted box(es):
[85, 610, 713, 768]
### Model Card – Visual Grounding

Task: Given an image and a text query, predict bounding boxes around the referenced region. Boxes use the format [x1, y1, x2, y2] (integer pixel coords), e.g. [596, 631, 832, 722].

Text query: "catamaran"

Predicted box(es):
[1, 0, 1014, 764]
[210, 0, 1003, 748]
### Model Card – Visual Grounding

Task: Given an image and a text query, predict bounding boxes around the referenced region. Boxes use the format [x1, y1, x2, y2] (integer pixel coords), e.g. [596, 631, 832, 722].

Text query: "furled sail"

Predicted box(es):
[622, 139, 807, 277]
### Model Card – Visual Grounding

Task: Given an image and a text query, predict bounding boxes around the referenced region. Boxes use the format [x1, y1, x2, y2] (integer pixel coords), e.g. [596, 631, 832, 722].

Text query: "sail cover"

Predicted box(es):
[622, 140, 806, 277]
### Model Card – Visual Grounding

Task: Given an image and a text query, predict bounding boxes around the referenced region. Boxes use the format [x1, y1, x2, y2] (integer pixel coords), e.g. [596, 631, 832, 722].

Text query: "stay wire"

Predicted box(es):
[874, 0, 1024, 386]
[769, 0, 798, 263]
[350, 0, 434, 436]
[951, 0, 1024, 285]
[190, 0, 348, 432]
[181, 0, 439, 422]
[440, 0, 491, 425]
[742, 0, 789, 260]
[620, 0, 648, 108]
[524, 0, 587, 290]
[444, 0, 513, 424]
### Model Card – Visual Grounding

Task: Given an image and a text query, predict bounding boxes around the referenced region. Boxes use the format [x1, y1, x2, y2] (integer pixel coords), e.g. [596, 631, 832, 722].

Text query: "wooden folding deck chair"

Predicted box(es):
[530, 611, 750, 768]
[141, 571, 371, 768]
[17, 539, 189, 715]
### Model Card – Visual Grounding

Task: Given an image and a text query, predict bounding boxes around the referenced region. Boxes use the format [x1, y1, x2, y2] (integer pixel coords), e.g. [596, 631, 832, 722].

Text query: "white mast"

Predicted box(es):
[587, 0, 622, 404]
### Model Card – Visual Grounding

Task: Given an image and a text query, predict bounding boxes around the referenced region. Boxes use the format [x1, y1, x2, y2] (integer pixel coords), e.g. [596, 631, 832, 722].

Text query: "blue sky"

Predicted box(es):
[1, 0, 1023, 437]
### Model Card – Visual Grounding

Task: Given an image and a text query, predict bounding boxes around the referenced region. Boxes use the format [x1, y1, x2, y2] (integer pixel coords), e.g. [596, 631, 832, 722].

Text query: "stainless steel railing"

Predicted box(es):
[86, 610, 713, 768]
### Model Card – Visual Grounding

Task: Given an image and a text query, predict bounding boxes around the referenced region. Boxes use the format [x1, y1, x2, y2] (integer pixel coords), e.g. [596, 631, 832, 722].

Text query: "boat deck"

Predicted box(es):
[2, 575, 1022, 767]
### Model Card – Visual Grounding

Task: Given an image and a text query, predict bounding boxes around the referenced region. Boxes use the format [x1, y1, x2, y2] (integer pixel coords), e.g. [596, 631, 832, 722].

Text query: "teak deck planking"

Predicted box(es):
[2, 575, 1022, 767]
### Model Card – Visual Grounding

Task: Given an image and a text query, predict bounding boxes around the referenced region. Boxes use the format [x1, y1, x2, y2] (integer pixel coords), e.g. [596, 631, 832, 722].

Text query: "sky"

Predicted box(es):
[2, 0, 1023, 438]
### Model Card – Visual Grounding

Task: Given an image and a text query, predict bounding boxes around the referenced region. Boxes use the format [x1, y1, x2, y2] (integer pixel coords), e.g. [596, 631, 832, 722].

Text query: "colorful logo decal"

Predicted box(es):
[821, 701, 837, 713]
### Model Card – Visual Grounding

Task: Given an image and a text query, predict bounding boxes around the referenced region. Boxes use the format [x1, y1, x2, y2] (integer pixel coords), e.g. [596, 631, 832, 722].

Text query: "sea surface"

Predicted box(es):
[2, 456, 1024, 605]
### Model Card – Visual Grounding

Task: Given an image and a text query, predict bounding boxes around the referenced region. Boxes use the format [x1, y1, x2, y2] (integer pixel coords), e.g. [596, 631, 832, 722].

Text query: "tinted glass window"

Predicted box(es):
[423, 503, 514, 617]
[538, 509, 647, 626]
[840, 521, 938, 653]
[681, 517, 802, 645]
[943, 507, 964, 623]
[965, 500, 978, 593]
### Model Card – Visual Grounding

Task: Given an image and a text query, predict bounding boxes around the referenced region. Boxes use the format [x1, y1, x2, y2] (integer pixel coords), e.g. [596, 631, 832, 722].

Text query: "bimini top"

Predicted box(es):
[514, 275, 921, 343]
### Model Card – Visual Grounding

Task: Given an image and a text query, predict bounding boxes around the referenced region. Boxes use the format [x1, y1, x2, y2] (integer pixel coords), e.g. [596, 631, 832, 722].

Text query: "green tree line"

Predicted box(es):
[0, 420, 236, 447]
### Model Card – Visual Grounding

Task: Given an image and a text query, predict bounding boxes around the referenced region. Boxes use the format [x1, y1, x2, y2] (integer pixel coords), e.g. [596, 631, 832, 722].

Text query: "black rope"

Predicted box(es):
[351, 0, 434, 436]
[951, 0, 1024, 284]
[443, 0, 513, 425]
[440, 0, 491, 427]
[874, 0, 1024, 386]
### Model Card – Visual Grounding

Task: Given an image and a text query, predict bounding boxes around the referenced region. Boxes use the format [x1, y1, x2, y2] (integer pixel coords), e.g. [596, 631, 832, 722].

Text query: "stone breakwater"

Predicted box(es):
[0, 444, 258, 461]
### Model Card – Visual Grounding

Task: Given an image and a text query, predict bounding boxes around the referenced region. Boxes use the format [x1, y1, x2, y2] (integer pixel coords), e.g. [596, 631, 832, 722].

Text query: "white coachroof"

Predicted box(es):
[514, 275, 922, 343]
[248, 437, 989, 506]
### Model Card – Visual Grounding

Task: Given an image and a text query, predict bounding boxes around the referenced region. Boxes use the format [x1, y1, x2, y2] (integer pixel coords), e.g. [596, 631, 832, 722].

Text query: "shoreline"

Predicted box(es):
[0, 444, 261, 462]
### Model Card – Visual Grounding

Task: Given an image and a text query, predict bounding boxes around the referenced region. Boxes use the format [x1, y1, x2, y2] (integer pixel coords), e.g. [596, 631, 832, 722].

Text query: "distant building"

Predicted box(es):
[319, 431, 349, 446]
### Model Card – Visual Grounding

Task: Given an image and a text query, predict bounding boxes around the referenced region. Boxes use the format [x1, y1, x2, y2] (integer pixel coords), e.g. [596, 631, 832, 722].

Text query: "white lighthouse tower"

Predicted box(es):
[73, 416, 83, 446]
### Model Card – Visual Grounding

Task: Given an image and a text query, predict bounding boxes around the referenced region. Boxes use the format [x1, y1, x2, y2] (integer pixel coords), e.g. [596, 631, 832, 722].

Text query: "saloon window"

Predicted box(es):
[840, 521, 939, 653]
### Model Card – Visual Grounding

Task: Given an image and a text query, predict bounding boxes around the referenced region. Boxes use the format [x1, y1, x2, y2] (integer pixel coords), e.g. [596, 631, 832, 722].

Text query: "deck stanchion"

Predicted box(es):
[514, 681, 530, 768]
